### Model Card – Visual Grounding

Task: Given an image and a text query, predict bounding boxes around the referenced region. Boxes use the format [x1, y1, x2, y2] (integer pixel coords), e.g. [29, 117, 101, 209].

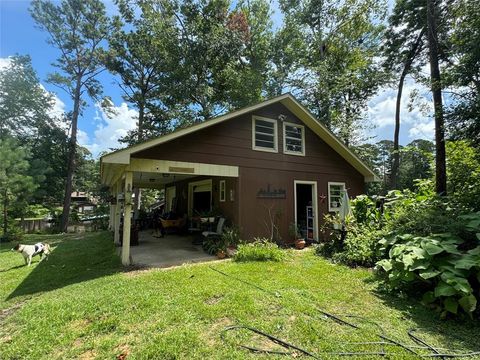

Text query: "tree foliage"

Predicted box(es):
[31, 0, 120, 231]
[0, 137, 37, 237]
[0, 55, 54, 138]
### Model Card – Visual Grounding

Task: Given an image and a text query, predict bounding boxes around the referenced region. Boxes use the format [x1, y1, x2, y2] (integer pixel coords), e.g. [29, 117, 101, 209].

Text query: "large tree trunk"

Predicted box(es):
[60, 77, 82, 232]
[427, 0, 447, 195]
[390, 29, 425, 190]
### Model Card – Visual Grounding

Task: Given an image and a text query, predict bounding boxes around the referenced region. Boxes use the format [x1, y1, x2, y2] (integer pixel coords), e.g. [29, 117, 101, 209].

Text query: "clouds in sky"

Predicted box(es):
[367, 76, 435, 142]
[79, 102, 138, 157]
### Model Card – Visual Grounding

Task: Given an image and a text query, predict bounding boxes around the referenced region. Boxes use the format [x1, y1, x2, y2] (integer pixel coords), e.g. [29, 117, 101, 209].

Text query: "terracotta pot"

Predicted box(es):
[217, 250, 227, 259]
[295, 239, 306, 250]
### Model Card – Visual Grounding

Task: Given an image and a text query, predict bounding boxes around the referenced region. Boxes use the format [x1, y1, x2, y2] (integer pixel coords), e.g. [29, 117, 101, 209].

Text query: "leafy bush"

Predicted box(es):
[316, 223, 386, 267]
[446, 141, 480, 212]
[221, 226, 241, 248]
[234, 238, 285, 262]
[383, 181, 465, 237]
[0, 222, 24, 242]
[203, 235, 223, 255]
[376, 212, 480, 318]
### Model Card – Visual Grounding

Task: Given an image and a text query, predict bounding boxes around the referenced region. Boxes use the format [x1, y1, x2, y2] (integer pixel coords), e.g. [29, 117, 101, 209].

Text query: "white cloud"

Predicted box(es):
[0, 57, 11, 69]
[81, 102, 138, 157]
[367, 77, 434, 141]
[408, 120, 435, 139]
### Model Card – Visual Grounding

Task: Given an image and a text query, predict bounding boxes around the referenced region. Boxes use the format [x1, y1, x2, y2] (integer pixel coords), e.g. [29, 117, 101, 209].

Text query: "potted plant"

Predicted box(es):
[289, 222, 306, 249]
[222, 226, 240, 257]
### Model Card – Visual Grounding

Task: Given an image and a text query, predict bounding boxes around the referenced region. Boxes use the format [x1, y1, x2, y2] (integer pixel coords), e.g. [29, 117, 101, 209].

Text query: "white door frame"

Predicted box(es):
[188, 179, 213, 216]
[294, 180, 319, 240]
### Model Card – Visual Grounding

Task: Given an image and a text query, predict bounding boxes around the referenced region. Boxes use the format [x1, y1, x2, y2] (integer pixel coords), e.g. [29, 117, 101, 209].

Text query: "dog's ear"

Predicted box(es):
[12, 244, 20, 251]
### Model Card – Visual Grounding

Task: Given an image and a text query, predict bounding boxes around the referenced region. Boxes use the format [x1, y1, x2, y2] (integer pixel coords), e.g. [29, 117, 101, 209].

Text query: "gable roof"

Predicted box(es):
[101, 93, 379, 182]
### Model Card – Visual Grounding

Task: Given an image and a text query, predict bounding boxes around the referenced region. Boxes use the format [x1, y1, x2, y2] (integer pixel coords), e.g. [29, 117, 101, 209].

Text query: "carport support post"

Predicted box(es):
[114, 181, 122, 246]
[122, 171, 133, 266]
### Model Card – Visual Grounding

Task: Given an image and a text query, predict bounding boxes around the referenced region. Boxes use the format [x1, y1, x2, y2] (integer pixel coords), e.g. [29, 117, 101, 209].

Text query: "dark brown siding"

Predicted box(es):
[134, 102, 365, 242]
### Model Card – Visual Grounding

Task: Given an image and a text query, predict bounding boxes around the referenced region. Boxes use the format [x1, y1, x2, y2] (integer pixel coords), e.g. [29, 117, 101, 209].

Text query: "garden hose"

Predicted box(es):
[209, 266, 480, 359]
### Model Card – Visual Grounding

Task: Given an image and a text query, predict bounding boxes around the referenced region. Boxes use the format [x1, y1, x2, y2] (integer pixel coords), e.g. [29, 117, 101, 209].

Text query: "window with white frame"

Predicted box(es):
[283, 122, 305, 155]
[252, 116, 277, 152]
[328, 182, 346, 212]
[219, 180, 226, 202]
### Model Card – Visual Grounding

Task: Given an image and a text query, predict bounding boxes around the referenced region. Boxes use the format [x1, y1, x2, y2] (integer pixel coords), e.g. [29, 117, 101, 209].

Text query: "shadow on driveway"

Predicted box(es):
[5, 232, 122, 301]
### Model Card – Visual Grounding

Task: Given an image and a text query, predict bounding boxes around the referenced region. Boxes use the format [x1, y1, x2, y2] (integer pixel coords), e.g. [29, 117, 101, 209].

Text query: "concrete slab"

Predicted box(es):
[127, 231, 216, 268]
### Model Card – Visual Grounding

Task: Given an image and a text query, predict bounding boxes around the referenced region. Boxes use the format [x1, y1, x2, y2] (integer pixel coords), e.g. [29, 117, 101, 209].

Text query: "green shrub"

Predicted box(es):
[221, 226, 241, 248]
[234, 238, 285, 262]
[316, 224, 386, 267]
[0, 224, 24, 242]
[376, 212, 480, 318]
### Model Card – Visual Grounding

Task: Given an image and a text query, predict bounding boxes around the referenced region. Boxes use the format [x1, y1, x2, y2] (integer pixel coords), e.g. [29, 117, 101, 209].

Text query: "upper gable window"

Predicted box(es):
[252, 116, 278, 153]
[283, 122, 305, 155]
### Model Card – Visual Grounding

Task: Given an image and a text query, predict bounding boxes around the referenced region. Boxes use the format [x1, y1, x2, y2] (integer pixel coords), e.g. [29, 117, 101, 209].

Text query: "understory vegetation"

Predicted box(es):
[234, 237, 286, 262]
[316, 141, 480, 318]
[1, 232, 479, 359]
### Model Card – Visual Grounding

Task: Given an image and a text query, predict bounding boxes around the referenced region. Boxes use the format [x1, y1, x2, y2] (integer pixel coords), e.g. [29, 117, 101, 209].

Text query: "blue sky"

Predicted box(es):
[0, 0, 435, 157]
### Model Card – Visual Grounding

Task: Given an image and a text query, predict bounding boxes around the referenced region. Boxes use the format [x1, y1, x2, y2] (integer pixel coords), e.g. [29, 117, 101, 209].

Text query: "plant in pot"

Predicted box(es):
[222, 226, 241, 257]
[289, 222, 305, 249]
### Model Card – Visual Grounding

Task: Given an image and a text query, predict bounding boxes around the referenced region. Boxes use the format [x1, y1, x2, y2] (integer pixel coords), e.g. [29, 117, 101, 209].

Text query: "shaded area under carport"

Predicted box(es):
[125, 231, 216, 268]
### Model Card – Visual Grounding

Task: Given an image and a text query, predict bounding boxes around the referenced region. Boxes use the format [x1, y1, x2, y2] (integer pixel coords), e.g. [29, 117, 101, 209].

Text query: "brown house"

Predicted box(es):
[101, 93, 378, 265]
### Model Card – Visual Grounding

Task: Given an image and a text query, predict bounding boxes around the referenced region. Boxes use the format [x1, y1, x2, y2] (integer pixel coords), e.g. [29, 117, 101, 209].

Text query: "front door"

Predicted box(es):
[294, 181, 318, 241]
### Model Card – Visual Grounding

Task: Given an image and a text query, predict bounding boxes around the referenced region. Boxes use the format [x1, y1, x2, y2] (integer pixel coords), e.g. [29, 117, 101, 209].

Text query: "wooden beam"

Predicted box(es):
[128, 159, 239, 177]
[121, 172, 133, 265]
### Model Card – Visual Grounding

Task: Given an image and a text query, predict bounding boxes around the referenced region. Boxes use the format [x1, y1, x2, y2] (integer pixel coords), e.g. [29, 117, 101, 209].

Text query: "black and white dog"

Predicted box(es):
[12, 242, 51, 266]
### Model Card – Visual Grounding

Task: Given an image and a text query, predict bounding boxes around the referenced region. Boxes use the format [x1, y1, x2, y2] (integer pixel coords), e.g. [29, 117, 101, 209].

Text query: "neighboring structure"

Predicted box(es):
[101, 93, 378, 265]
[71, 191, 97, 214]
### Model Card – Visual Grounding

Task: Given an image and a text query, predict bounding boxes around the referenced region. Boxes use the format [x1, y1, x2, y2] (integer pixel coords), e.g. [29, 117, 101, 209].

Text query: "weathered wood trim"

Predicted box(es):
[127, 159, 239, 178]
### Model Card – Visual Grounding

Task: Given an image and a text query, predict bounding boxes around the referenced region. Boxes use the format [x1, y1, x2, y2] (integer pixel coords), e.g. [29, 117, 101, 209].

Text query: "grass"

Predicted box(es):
[0, 232, 479, 359]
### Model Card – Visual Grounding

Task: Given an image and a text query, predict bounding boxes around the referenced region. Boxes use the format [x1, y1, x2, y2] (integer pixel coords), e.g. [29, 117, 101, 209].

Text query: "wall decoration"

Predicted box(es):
[257, 184, 286, 199]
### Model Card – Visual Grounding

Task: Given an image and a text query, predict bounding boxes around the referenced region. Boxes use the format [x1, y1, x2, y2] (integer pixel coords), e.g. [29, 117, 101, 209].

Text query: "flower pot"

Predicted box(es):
[217, 250, 227, 259]
[295, 238, 306, 250]
[226, 246, 237, 257]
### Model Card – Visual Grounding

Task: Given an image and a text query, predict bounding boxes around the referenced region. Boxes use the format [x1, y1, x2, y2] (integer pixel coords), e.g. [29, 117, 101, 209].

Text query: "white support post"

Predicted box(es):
[108, 190, 115, 231]
[113, 181, 121, 246]
[122, 171, 133, 266]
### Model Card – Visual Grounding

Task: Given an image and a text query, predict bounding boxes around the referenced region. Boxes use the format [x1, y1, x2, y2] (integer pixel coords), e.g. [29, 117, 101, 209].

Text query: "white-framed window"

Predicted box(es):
[283, 122, 305, 155]
[328, 182, 346, 212]
[252, 116, 278, 152]
[219, 180, 226, 202]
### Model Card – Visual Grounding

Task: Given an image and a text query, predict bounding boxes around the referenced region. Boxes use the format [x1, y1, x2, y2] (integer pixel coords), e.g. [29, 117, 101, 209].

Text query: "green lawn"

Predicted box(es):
[0, 232, 478, 359]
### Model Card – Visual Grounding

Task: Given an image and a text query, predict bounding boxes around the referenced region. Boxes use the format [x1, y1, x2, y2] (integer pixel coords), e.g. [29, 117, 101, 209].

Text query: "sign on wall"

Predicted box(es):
[257, 184, 286, 199]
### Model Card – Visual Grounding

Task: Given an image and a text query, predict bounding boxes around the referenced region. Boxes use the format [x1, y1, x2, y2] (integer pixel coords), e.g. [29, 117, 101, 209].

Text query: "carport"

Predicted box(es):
[101, 150, 238, 266]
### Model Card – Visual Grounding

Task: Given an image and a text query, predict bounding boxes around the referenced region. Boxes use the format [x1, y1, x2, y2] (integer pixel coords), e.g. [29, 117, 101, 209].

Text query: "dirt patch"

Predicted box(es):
[204, 317, 233, 347]
[115, 343, 130, 360]
[73, 338, 83, 348]
[68, 318, 92, 331]
[204, 294, 224, 305]
[0, 301, 26, 322]
[78, 349, 96, 360]
[0, 335, 13, 344]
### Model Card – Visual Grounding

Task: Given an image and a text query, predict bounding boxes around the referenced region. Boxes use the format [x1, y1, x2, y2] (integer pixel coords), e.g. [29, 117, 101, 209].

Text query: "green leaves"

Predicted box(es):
[376, 230, 480, 317]
[458, 295, 477, 314]
[434, 281, 456, 297]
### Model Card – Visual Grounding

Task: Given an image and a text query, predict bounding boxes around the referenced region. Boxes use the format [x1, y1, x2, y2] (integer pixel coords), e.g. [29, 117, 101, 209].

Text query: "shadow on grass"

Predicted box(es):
[364, 276, 480, 354]
[5, 232, 122, 301]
